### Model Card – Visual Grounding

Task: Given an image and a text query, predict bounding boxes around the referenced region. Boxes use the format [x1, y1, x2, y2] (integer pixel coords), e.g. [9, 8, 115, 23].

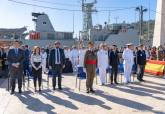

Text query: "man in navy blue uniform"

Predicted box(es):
[136, 44, 146, 82]
[109, 45, 119, 84]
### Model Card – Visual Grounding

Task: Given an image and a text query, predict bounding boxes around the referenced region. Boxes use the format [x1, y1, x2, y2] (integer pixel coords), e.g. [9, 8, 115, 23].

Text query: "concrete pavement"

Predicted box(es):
[0, 74, 165, 114]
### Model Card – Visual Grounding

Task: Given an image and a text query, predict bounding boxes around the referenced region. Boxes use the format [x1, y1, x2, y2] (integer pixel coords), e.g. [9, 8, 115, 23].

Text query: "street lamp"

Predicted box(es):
[135, 6, 147, 44]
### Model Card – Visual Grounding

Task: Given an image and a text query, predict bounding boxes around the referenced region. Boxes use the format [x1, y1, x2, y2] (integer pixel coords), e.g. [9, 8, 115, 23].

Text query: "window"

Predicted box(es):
[43, 22, 47, 25]
[47, 33, 55, 40]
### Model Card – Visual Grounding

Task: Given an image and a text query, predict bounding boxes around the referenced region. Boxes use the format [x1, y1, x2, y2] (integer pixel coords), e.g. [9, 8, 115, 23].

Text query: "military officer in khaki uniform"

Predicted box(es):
[84, 41, 97, 93]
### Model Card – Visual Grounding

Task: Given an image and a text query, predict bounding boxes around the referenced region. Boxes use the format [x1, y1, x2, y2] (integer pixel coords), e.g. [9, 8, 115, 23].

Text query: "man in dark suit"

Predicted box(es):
[109, 45, 119, 84]
[7, 41, 25, 94]
[136, 44, 146, 82]
[49, 41, 65, 90]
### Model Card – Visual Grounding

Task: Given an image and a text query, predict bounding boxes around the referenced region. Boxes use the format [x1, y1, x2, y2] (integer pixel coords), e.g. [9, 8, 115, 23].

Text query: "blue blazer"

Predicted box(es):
[49, 48, 65, 69]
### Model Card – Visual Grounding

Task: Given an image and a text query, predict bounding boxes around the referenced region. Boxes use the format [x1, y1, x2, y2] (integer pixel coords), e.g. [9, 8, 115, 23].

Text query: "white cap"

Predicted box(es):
[126, 43, 133, 46]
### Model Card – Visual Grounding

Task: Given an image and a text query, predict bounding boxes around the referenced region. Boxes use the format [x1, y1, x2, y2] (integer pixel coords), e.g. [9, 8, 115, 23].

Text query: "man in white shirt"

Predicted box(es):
[41, 48, 47, 73]
[78, 43, 86, 68]
[122, 43, 134, 84]
[71, 45, 79, 71]
[97, 43, 109, 85]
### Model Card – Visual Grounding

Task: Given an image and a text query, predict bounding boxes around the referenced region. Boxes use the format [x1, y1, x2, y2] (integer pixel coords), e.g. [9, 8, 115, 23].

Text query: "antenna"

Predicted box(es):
[108, 11, 111, 24]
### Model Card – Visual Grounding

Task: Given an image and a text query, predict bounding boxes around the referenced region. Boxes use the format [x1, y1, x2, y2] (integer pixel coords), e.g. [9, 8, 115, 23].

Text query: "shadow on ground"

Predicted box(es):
[40, 90, 78, 110]
[61, 87, 112, 110]
[16, 91, 56, 114]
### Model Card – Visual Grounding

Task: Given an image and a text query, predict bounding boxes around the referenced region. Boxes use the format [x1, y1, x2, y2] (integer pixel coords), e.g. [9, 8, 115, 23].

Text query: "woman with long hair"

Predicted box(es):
[31, 46, 42, 92]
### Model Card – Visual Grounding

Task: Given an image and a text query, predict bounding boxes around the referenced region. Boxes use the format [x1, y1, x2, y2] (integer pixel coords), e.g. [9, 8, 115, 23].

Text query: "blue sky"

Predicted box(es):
[0, 0, 157, 36]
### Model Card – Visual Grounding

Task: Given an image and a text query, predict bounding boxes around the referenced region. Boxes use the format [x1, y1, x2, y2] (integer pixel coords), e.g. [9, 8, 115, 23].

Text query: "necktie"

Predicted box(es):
[15, 48, 18, 55]
[57, 49, 60, 63]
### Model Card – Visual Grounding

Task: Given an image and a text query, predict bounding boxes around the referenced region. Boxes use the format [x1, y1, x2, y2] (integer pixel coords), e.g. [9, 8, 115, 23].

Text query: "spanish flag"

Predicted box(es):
[145, 60, 165, 76]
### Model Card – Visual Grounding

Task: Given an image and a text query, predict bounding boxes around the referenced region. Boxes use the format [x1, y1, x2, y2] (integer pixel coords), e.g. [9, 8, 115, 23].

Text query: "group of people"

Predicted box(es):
[6, 41, 65, 94]
[0, 47, 8, 78]
[84, 42, 147, 93]
[2, 40, 151, 95]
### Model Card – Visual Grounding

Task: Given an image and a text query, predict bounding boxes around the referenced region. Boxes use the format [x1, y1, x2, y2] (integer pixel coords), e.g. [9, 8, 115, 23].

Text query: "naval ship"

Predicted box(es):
[0, 12, 141, 47]
[0, 0, 153, 47]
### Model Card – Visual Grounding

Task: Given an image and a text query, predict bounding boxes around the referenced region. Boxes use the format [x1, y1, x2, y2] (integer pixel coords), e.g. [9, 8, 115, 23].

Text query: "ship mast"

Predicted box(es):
[81, 0, 97, 41]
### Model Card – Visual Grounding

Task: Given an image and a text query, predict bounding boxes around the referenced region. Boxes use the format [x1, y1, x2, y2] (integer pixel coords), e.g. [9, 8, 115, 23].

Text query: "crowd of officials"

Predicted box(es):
[0, 40, 165, 95]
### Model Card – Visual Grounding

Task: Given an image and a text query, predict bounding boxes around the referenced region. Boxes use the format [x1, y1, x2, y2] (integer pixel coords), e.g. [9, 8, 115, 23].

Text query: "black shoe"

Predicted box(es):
[39, 88, 41, 92]
[90, 89, 95, 93]
[101, 83, 105, 86]
[19, 90, 22, 94]
[86, 90, 90, 93]
[53, 87, 56, 91]
[10, 91, 15, 95]
[111, 82, 114, 85]
[141, 79, 145, 82]
[115, 82, 119, 84]
[58, 87, 62, 90]
[137, 78, 142, 81]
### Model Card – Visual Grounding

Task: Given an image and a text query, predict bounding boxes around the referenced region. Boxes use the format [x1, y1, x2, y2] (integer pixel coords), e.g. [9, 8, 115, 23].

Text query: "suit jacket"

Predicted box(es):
[136, 50, 146, 65]
[0, 50, 3, 59]
[49, 48, 65, 69]
[24, 49, 30, 61]
[7, 48, 25, 75]
[0, 51, 2, 59]
[109, 50, 119, 67]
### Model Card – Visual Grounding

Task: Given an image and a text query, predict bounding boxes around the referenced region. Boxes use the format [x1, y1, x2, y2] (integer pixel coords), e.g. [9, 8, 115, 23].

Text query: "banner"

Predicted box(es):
[145, 60, 165, 76]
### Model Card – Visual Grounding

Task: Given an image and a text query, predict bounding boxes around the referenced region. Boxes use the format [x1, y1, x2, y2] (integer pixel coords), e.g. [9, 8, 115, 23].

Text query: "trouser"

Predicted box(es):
[42, 63, 47, 73]
[52, 65, 62, 88]
[111, 65, 118, 83]
[99, 67, 106, 84]
[46, 56, 49, 69]
[0, 67, 2, 77]
[10, 72, 23, 92]
[33, 68, 42, 88]
[86, 65, 96, 90]
[71, 57, 78, 68]
[2, 59, 7, 70]
[23, 60, 30, 76]
[124, 63, 132, 83]
[137, 65, 145, 80]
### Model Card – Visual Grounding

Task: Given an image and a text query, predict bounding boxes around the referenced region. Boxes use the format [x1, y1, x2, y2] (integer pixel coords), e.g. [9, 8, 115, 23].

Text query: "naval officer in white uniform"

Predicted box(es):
[41, 48, 47, 73]
[70, 46, 79, 71]
[122, 43, 134, 84]
[78, 43, 86, 68]
[97, 43, 109, 85]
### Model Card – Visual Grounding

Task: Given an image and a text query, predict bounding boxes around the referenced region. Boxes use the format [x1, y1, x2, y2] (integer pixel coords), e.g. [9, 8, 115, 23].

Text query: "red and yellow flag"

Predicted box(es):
[145, 60, 165, 76]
